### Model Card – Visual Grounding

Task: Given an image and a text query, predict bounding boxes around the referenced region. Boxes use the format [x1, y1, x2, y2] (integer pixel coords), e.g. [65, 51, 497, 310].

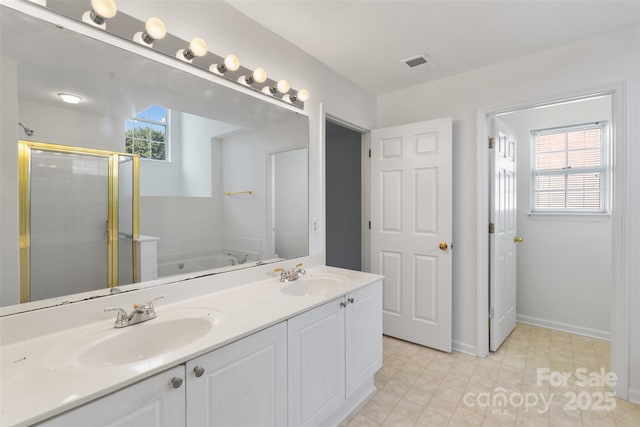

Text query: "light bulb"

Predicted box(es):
[252, 67, 267, 84]
[296, 89, 310, 102]
[224, 54, 240, 72]
[188, 38, 208, 57]
[145, 17, 166, 40]
[276, 79, 290, 94]
[91, 0, 117, 19]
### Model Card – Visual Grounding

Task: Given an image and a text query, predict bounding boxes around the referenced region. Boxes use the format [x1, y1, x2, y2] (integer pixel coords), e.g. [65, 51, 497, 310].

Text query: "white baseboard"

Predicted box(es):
[452, 339, 477, 356]
[516, 314, 610, 340]
[628, 388, 640, 404]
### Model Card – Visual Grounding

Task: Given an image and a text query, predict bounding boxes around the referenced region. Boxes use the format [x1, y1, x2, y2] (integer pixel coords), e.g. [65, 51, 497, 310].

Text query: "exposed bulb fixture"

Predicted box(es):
[286, 88, 310, 103]
[134, 17, 167, 46]
[263, 79, 290, 96]
[212, 54, 240, 74]
[82, 0, 117, 28]
[276, 79, 290, 94]
[177, 37, 208, 62]
[239, 67, 267, 85]
[251, 67, 268, 84]
[57, 93, 83, 104]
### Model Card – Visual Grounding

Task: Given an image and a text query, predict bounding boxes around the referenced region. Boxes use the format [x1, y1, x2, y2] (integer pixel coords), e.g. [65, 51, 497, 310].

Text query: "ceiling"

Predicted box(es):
[226, 1, 640, 95]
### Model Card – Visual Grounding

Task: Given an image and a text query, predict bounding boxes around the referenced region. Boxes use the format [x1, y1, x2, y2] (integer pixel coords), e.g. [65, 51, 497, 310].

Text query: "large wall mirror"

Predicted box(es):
[0, 5, 309, 311]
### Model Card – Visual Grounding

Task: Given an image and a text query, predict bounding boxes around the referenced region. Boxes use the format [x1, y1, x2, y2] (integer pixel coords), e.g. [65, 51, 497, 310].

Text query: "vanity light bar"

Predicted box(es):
[33, 0, 309, 109]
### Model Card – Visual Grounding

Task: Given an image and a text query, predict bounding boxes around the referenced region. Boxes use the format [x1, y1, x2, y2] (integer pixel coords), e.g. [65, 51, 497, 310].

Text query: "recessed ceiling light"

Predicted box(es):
[57, 93, 83, 104]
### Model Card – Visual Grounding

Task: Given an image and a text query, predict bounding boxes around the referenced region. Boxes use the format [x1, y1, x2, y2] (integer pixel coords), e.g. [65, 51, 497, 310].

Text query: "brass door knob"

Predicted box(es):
[514, 236, 524, 243]
[439, 242, 448, 251]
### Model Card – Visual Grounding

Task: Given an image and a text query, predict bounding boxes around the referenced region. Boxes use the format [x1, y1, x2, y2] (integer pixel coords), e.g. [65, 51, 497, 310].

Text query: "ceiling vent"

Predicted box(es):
[401, 53, 437, 70]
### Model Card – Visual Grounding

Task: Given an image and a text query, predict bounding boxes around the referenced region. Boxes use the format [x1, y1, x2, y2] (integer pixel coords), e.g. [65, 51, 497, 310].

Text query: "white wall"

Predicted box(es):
[140, 111, 239, 197]
[140, 196, 223, 260]
[117, 0, 378, 259]
[499, 96, 612, 338]
[19, 100, 125, 152]
[377, 27, 639, 398]
[221, 117, 308, 260]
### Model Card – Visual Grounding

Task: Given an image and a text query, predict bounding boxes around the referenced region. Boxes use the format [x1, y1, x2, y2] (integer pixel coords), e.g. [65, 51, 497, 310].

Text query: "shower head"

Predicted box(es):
[18, 122, 34, 137]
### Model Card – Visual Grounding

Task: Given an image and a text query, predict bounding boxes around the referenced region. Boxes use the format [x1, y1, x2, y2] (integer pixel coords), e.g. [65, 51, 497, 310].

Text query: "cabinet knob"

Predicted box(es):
[340, 301, 347, 308]
[193, 366, 205, 377]
[348, 297, 354, 304]
[171, 377, 183, 389]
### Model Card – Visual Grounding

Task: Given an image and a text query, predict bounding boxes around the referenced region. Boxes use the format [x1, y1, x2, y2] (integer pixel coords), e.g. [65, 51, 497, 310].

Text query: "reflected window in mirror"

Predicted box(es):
[125, 105, 169, 161]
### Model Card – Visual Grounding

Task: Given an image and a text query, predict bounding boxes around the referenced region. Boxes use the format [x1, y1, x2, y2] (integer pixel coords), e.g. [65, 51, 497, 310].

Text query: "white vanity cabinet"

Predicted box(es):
[288, 294, 346, 426]
[37, 365, 186, 427]
[288, 281, 382, 427]
[345, 281, 383, 396]
[32, 278, 382, 427]
[185, 322, 287, 427]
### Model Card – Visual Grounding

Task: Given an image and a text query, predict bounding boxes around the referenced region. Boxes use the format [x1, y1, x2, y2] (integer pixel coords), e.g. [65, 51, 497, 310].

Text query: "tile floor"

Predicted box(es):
[343, 324, 640, 426]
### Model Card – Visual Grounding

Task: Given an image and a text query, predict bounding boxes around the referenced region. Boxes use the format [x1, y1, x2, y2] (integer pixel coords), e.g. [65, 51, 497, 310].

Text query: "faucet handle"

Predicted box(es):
[274, 268, 289, 282]
[133, 296, 164, 312]
[104, 307, 128, 327]
[146, 296, 164, 309]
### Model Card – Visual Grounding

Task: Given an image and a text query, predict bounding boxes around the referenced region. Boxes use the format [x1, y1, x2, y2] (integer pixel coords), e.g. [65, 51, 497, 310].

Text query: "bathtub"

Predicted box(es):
[157, 252, 255, 277]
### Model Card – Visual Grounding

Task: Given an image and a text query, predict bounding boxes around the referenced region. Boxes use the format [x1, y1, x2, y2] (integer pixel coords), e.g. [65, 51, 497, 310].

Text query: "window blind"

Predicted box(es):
[531, 123, 607, 213]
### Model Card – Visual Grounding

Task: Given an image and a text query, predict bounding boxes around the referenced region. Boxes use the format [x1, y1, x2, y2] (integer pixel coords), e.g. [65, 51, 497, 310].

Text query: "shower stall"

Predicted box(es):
[18, 141, 139, 303]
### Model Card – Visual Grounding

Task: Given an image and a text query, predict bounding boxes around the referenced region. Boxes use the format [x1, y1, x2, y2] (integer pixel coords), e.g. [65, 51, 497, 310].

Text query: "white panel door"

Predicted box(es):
[345, 281, 383, 396]
[288, 299, 346, 426]
[39, 365, 186, 426]
[186, 322, 287, 427]
[489, 117, 518, 351]
[370, 118, 452, 352]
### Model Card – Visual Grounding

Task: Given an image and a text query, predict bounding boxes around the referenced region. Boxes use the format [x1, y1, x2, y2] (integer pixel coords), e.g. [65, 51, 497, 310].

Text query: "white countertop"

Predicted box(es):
[0, 266, 382, 426]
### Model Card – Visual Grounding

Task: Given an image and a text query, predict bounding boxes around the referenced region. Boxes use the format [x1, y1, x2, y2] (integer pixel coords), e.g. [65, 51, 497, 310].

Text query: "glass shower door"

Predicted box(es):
[28, 149, 110, 301]
[20, 141, 139, 303]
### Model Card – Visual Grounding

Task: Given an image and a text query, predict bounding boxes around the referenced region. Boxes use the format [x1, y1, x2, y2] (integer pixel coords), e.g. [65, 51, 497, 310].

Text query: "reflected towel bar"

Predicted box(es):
[224, 190, 253, 196]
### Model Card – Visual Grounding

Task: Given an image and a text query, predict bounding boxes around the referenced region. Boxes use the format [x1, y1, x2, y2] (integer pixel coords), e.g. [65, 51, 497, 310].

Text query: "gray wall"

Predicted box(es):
[325, 122, 361, 271]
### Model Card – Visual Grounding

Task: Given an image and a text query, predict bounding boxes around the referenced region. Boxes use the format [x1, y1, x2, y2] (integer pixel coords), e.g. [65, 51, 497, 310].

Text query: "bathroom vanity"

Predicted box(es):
[0, 263, 383, 426]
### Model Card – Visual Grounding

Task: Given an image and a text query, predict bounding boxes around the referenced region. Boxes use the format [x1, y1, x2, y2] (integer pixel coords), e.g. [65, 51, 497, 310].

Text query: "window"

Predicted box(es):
[531, 122, 608, 213]
[125, 105, 168, 161]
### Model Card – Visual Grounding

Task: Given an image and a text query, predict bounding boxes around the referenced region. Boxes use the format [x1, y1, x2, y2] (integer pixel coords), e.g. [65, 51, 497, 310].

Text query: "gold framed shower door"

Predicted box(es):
[18, 141, 140, 303]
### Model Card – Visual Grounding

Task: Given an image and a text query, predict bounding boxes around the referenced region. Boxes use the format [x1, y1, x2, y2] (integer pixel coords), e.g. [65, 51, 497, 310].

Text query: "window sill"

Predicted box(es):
[528, 212, 611, 222]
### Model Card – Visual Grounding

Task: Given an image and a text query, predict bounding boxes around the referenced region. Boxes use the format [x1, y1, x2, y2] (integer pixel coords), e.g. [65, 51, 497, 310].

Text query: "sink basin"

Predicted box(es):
[79, 317, 212, 367]
[46, 307, 223, 369]
[281, 276, 348, 297]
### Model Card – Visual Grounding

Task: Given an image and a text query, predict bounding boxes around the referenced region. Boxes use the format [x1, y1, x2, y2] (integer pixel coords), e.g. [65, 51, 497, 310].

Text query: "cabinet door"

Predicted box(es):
[186, 322, 287, 427]
[288, 298, 346, 427]
[38, 365, 186, 427]
[346, 281, 383, 396]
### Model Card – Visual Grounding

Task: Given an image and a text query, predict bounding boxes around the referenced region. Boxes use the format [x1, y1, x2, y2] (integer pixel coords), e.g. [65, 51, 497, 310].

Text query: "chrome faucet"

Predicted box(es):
[104, 296, 163, 328]
[274, 263, 306, 283]
[227, 251, 248, 265]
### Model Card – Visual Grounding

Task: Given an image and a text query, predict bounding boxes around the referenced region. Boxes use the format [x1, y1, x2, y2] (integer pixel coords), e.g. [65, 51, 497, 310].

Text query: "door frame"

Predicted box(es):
[323, 112, 370, 272]
[475, 82, 629, 398]
[265, 145, 308, 260]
